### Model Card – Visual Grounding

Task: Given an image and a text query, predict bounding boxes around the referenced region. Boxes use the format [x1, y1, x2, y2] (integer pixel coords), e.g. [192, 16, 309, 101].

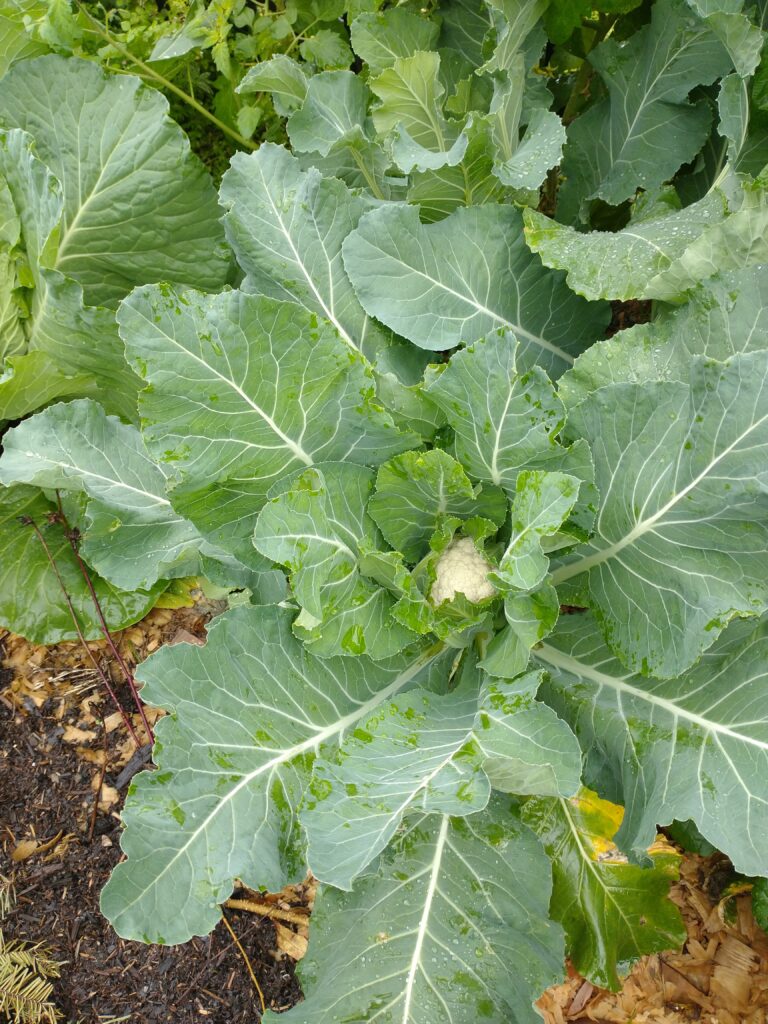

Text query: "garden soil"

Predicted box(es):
[3, 600, 768, 1023]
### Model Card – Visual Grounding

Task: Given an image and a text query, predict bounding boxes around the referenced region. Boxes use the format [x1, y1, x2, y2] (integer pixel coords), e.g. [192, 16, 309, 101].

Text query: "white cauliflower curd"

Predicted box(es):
[430, 537, 497, 605]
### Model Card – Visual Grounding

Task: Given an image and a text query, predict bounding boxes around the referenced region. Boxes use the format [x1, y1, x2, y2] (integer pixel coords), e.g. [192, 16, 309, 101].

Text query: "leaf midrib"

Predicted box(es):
[112, 643, 445, 923]
[551, 408, 768, 585]
[536, 644, 768, 751]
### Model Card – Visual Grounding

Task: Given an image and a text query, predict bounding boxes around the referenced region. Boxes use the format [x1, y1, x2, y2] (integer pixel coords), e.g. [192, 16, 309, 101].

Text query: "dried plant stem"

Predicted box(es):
[23, 517, 141, 748]
[89, 709, 109, 842]
[221, 912, 266, 1013]
[225, 898, 308, 928]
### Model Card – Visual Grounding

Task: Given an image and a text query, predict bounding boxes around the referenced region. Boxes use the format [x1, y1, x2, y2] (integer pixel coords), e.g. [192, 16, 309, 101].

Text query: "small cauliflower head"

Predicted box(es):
[430, 537, 497, 605]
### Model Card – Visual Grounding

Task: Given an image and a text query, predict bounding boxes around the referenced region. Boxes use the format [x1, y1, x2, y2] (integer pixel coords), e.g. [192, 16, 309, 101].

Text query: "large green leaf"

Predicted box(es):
[343, 203, 609, 377]
[559, 0, 731, 216]
[486, 60, 565, 190]
[523, 789, 685, 990]
[287, 71, 369, 156]
[482, 586, 561, 679]
[274, 803, 566, 1024]
[0, 127, 58, 364]
[528, 168, 768, 302]
[219, 144, 394, 364]
[0, 56, 230, 308]
[350, 10, 440, 72]
[27, 272, 141, 422]
[551, 352, 768, 678]
[537, 612, 768, 878]
[0, 0, 48, 77]
[0, 399, 204, 590]
[305, 686, 488, 888]
[523, 191, 729, 302]
[254, 464, 378, 623]
[494, 471, 580, 592]
[686, 0, 764, 77]
[253, 464, 416, 659]
[100, 605, 445, 944]
[0, 352, 93, 422]
[0, 485, 162, 643]
[649, 171, 768, 300]
[296, 127, 396, 200]
[559, 267, 768, 409]
[0, 127, 146, 422]
[406, 119, 508, 222]
[236, 54, 308, 115]
[494, 107, 565, 190]
[369, 51, 470, 172]
[481, 0, 548, 75]
[473, 669, 582, 797]
[0, 129, 59, 277]
[117, 287, 417, 561]
[717, 73, 768, 177]
[439, 0, 493, 65]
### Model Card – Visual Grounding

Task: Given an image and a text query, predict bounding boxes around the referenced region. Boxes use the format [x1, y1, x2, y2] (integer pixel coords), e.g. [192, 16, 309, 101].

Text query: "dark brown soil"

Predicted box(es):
[606, 298, 652, 337]
[0, 628, 302, 1024]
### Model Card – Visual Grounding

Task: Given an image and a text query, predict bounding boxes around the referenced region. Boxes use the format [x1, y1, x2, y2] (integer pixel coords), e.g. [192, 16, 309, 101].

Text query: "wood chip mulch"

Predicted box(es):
[538, 855, 768, 1023]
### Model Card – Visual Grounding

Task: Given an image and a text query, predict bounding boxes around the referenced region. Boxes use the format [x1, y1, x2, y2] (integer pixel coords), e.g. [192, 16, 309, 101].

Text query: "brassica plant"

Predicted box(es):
[1, 0, 768, 1020]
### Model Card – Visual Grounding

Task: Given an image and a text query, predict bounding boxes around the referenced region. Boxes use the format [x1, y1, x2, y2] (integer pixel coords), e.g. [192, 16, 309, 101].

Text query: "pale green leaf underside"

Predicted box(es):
[274, 803, 565, 1024]
[538, 612, 768, 878]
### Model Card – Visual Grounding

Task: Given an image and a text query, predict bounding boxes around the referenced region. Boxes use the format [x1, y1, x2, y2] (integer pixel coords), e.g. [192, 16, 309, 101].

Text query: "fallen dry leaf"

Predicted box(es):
[11, 838, 40, 862]
[275, 922, 308, 961]
[62, 724, 98, 744]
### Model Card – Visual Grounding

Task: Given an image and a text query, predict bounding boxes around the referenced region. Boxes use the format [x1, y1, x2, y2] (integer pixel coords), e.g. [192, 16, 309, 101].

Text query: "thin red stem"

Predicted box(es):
[22, 517, 142, 747]
[54, 495, 155, 745]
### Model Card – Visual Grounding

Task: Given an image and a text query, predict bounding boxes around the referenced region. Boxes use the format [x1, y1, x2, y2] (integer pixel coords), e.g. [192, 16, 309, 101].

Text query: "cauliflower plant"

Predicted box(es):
[430, 537, 497, 605]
